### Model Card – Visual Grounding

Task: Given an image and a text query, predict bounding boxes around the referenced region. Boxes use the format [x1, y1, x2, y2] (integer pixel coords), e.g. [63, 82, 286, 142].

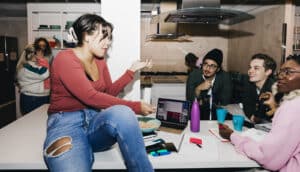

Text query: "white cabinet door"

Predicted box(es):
[151, 83, 186, 106]
[27, 3, 101, 49]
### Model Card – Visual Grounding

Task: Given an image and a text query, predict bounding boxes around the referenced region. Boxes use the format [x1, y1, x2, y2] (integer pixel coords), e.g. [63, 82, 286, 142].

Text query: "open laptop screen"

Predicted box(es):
[156, 98, 190, 129]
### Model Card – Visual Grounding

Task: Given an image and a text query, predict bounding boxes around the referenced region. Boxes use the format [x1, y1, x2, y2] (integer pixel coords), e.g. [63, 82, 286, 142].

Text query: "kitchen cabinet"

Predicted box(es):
[27, 3, 101, 50]
[294, 7, 300, 53]
[294, 13, 300, 51]
[150, 83, 186, 106]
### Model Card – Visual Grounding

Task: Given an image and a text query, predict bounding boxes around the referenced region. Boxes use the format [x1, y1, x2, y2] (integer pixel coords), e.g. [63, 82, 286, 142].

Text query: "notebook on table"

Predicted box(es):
[156, 98, 190, 130]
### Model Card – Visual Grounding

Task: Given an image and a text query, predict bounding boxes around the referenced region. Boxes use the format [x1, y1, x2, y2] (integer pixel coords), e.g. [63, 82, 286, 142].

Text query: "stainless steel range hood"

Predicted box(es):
[147, 0, 255, 41]
[164, 7, 255, 25]
[153, 0, 255, 25]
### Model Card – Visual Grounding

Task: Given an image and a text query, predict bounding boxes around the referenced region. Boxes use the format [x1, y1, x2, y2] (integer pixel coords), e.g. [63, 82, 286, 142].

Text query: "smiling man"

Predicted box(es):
[186, 48, 232, 120]
[241, 53, 277, 123]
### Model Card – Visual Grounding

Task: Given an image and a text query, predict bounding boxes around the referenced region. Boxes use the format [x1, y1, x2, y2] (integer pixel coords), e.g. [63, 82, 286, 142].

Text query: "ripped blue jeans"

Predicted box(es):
[43, 105, 153, 172]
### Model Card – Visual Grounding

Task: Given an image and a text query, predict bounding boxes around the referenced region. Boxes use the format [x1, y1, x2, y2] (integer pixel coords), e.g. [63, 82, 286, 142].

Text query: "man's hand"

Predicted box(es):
[195, 80, 212, 96]
[218, 123, 233, 140]
[259, 92, 277, 117]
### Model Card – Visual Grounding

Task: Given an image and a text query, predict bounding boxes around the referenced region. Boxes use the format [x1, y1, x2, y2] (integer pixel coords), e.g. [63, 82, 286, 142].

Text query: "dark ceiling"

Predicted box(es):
[0, 0, 100, 17]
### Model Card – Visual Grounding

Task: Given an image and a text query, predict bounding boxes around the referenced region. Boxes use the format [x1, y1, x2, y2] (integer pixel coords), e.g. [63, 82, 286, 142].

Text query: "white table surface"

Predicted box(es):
[0, 104, 260, 170]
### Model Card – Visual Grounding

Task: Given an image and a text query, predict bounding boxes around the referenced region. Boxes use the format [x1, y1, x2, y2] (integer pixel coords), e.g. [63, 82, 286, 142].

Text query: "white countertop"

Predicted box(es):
[0, 104, 260, 170]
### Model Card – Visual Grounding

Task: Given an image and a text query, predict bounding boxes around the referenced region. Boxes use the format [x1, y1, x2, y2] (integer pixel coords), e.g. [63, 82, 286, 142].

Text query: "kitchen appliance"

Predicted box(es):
[0, 36, 18, 128]
[148, 0, 255, 40]
[152, 0, 255, 25]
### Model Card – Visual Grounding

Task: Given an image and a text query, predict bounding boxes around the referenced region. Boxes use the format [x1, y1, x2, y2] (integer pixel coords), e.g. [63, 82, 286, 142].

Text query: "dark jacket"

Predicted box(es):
[241, 77, 276, 122]
[186, 69, 233, 120]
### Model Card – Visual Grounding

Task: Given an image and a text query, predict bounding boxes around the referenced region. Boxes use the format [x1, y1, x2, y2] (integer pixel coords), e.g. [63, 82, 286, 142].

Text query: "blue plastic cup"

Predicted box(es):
[216, 108, 227, 124]
[232, 115, 245, 131]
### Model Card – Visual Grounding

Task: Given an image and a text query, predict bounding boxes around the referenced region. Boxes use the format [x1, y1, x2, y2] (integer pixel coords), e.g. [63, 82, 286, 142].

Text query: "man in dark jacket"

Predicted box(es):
[241, 53, 277, 123]
[186, 48, 233, 120]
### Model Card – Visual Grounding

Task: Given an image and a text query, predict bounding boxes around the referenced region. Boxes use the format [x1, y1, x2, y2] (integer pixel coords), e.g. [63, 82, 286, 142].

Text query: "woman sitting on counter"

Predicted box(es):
[219, 54, 300, 172]
[43, 14, 154, 172]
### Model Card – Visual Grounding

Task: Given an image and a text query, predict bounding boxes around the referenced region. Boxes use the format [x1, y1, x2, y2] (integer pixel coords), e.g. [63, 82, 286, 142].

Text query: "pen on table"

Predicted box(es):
[195, 143, 202, 148]
[190, 137, 202, 149]
[177, 133, 185, 152]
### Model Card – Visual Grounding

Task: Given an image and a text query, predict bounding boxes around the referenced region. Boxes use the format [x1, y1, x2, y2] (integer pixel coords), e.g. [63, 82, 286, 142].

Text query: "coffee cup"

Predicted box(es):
[232, 115, 245, 131]
[216, 108, 227, 124]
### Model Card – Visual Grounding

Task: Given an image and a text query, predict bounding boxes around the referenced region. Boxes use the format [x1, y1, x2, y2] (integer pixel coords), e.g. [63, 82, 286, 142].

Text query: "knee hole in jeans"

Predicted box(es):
[46, 136, 72, 157]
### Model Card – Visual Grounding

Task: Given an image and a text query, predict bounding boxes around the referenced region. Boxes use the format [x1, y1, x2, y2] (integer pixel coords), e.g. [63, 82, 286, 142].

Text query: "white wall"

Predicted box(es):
[102, 0, 141, 101]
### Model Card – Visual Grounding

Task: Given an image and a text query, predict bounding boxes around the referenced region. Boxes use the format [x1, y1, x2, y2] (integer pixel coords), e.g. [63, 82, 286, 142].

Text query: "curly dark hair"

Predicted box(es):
[34, 37, 52, 57]
[286, 54, 300, 65]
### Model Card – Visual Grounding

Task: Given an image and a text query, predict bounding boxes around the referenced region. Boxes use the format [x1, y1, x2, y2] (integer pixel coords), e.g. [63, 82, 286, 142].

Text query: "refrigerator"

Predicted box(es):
[0, 36, 18, 128]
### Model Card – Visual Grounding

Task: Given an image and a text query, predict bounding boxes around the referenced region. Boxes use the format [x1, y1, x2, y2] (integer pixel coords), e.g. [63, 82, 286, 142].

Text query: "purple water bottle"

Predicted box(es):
[190, 98, 200, 132]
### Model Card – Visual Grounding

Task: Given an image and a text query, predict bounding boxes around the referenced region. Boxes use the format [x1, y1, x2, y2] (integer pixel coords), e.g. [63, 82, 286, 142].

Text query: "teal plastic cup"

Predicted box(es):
[232, 115, 245, 131]
[216, 108, 227, 124]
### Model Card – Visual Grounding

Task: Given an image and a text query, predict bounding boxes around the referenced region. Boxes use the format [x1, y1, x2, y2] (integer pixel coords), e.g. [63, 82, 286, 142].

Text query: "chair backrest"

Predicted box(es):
[229, 72, 248, 104]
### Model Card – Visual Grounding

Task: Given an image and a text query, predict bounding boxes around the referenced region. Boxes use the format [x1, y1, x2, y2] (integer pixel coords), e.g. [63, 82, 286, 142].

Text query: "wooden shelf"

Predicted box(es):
[33, 29, 61, 32]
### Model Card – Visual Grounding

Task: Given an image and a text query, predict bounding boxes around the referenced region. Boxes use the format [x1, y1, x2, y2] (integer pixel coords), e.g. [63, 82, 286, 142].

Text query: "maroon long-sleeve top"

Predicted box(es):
[48, 49, 141, 114]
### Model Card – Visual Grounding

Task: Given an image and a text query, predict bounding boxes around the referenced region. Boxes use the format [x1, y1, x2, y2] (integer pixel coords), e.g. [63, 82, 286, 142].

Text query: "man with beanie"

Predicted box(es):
[186, 48, 233, 120]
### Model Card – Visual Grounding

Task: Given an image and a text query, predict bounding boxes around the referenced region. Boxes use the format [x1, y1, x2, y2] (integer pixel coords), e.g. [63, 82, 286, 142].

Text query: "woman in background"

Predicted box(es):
[34, 37, 52, 60]
[33, 37, 52, 96]
[16, 44, 50, 114]
[219, 54, 300, 172]
[43, 14, 154, 172]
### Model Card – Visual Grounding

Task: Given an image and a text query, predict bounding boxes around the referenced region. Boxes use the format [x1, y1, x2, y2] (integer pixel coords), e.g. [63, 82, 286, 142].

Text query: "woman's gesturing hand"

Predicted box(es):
[218, 123, 233, 140]
[129, 59, 152, 73]
[140, 101, 155, 116]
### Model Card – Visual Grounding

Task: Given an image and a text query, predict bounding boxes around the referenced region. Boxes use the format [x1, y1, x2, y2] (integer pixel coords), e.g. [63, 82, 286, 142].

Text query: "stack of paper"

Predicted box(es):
[241, 128, 267, 142]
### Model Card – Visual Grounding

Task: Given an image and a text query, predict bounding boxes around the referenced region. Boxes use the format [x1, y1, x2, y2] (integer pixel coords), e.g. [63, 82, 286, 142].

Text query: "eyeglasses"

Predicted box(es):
[202, 63, 218, 69]
[277, 68, 300, 77]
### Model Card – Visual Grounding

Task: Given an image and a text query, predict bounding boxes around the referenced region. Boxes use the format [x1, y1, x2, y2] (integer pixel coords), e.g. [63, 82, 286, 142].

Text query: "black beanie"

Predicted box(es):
[202, 48, 223, 67]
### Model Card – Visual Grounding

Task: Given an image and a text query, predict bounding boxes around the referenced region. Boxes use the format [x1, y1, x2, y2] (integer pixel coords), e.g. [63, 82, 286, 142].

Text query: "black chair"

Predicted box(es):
[229, 72, 248, 104]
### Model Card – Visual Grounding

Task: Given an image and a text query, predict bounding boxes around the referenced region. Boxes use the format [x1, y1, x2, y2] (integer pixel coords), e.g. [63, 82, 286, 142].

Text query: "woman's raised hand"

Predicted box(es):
[129, 59, 152, 73]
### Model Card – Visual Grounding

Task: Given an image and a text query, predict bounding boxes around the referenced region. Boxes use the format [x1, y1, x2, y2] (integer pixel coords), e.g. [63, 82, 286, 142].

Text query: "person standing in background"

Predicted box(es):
[34, 37, 52, 60]
[33, 37, 52, 94]
[43, 14, 154, 172]
[241, 53, 277, 123]
[186, 48, 232, 120]
[185, 52, 199, 74]
[16, 44, 50, 115]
